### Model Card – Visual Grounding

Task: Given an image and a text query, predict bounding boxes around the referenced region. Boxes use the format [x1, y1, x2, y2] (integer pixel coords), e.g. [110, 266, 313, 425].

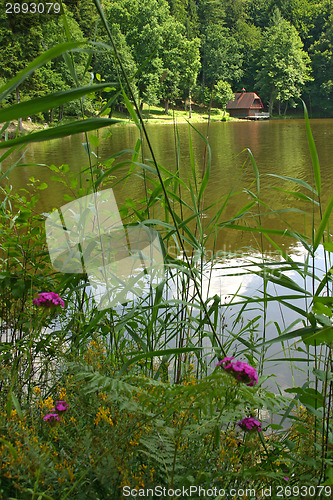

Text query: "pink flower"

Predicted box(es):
[284, 477, 289, 481]
[216, 357, 258, 386]
[238, 417, 262, 432]
[54, 401, 69, 412]
[33, 292, 65, 308]
[43, 413, 61, 422]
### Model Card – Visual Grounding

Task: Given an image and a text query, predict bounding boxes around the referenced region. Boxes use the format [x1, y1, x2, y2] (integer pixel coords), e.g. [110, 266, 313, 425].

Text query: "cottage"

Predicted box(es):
[226, 90, 269, 119]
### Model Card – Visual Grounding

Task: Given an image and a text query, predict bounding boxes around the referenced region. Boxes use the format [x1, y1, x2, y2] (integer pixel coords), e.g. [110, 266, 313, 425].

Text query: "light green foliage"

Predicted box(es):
[255, 8, 312, 114]
[202, 24, 243, 87]
[167, 0, 200, 38]
[101, 0, 200, 111]
[213, 80, 234, 112]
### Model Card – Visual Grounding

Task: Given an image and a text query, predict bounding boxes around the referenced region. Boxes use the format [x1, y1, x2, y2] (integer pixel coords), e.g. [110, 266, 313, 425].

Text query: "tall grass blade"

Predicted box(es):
[0, 42, 88, 102]
[313, 192, 333, 251]
[0, 84, 115, 123]
[302, 100, 321, 196]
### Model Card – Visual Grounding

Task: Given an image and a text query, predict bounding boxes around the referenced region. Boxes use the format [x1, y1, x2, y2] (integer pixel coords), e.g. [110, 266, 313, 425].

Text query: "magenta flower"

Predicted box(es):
[216, 357, 258, 386]
[33, 292, 65, 308]
[54, 401, 69, 412]
[238, 417, 262, 432]
[43, 413, 61, 422]
[284, 477, 290, 481]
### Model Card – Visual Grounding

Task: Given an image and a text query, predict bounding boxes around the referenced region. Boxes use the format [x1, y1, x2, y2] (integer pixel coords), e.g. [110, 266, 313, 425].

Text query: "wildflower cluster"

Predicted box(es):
[237, 416, 262, 432]
[216, 356, 258, 386]
[217, 356, 262, 433]
[43, 401, 69, 423]
[33, 292, 65, 308]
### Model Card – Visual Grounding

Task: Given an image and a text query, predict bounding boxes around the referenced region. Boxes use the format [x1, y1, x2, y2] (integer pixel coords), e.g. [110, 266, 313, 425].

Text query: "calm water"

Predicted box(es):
[3, 118, 333, 394]
[5, 118, 333, 255]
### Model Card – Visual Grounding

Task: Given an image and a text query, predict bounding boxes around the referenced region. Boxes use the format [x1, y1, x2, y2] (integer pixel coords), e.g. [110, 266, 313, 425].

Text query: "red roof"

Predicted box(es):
[226, 92, 264, 110]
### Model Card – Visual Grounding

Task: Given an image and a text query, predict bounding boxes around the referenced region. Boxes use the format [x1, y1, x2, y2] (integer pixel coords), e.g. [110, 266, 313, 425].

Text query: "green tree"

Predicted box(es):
[179, 37, 201, 117]
[197, 0, 226, 31]
[255, 9, 312, 115]
[309, 11, 333, 114]
[102, 0, 200, 113]
[213, 80, 234, 116]
[167, 0, 199, 38]
[38, 6, 90, 120]
[235, 20, 262, 92]
[202, 25, 243, 87]
[0, 8, 46, 127]
[93, 23, 138, 113]
[63, 0, 98, 39]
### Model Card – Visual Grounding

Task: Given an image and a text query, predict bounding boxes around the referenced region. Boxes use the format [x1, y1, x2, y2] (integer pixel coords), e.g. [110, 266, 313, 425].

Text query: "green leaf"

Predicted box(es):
[313, 192, 333, 251]
[303, 101, 321, 196]
[11, 393, 23, 419]
[89, 133, 100, 148]
[299, 388, 324, 409]
[324, 242, 333, 252]
[122, 88, 141, 129]
[0, 438, 18, 459]
[63, 194, 75, 202]
[302, 327, 333, 346]
[120, 347, 202, 375]
[312, 301, 332, 318]
[267, 173, 317, 194]
[0, 83, 115, 123]
[313, 368, 333, 382]
[0, 41, 89, 102]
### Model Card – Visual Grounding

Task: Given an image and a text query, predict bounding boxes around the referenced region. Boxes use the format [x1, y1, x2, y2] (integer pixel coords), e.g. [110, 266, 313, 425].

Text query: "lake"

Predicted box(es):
[3, 118, 333, 396]
[4, 118, 333, 255]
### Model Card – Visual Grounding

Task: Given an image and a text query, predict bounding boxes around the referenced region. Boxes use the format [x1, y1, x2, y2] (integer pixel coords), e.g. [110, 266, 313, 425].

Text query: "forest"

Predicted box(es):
[1, 0, 333, 119]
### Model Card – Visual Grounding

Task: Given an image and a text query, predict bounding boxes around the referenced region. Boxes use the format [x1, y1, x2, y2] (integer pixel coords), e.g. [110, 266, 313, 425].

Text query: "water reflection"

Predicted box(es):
[195, 242, 329, 394]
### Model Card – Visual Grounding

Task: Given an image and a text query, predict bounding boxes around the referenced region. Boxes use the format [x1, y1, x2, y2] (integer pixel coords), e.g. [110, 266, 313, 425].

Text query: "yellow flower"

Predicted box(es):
[59, 388, 67, 400]
[44, 397, 54, 411]
[94, 406, 114, 426]
[10, 409, 17, 419]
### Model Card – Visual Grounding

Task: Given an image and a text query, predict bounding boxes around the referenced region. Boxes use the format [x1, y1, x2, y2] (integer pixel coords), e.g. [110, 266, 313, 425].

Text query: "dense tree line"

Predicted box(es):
[1, 0, 332, 118]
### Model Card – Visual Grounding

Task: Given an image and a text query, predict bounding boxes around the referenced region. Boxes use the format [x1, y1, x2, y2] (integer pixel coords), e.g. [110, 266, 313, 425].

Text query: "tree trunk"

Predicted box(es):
[140, 101, 144, 114]
[284, 102, 288, 115]
[278, 101, 281, 115]
[164, 99, 169, 115]
[50, 108, 54, 123]
[268, 91, 274, 116]
[16, 88, 23, 132]
[189, 86, 192, 119]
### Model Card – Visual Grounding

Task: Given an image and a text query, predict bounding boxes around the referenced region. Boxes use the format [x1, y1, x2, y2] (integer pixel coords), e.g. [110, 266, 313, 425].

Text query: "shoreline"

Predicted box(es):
[2, 112, 327, 141]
